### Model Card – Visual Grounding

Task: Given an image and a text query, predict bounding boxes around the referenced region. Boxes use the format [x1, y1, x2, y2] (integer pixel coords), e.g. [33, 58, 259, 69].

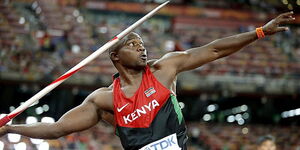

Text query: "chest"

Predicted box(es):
[114, 77, 171, 127]
[121, 84, 140, 98]
[120, 70, 174, 99]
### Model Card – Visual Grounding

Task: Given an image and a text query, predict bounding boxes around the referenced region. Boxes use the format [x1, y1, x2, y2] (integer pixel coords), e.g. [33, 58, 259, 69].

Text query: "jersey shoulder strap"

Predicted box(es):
[112, 72, 120, 80]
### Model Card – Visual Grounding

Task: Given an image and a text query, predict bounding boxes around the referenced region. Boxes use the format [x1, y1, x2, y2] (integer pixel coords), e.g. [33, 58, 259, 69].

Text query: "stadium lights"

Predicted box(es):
[42, 104, 50, 112]
[26, 116, 38, 124]
[281, 108, 300, 118]
[242, 127, 248, 134]
[14, 142, 26, 150]
[38, 142, 49, 150]
[224, 105, 250, 125]
[282, 0, 288, 5]
[240, 105, 248, 112]
[41, 117, 55, 123]
[8, 134, 21, 143]
[237, 119, 245, 125]
[203, 114, 211, 121]
[296, 108, 300, 115]
[228, 105, 248, 115]
[235, 114, 242, 121]
[289, 110, 295, 117]
[9, 106, 16, 112]
[30, 138, 44, 145]
[227, 113, 249, 124]
[207, 104, 218, 112]
[35, 107, 44, 115]
[288, 4, 293, 10]
[242, 113, 249, 119]
[0, 141, 4, 150]
[178, 102, 185, 109]
[227, 115, 235, 123]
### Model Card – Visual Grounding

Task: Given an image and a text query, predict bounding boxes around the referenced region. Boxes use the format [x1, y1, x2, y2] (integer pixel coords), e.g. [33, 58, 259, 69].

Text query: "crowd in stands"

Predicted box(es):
[175, 25, 300, 78]
[1, 0, 300, 87]
[0, 121, 123, 150]
[0, 0, 173, 84]
[1, 121, 300, 150]
[191, 123, 300, 150]
[1, 1, 300, 150]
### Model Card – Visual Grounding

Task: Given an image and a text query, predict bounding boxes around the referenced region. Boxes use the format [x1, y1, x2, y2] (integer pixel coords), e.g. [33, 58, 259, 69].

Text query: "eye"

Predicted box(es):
[128, 42, 134, 47]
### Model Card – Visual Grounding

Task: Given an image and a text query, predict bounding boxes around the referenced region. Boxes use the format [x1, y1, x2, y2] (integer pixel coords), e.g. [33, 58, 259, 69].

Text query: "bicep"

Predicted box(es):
[181, 46, 219, 71]
[55, 100, 100, 135]
[156, 45, 218, 73]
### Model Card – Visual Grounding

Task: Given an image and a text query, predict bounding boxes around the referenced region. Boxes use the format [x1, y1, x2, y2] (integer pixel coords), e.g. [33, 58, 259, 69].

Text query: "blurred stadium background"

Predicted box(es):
[0, 0, 300, 149]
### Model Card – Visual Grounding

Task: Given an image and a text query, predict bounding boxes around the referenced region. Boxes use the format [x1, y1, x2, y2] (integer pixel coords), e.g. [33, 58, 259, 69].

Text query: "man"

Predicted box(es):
[0, 12, 295, 150]
[256, 135, 276, 150]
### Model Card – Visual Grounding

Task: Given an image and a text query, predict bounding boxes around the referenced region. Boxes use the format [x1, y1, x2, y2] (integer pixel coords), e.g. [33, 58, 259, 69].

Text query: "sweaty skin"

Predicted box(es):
[0, 12, 295, 140]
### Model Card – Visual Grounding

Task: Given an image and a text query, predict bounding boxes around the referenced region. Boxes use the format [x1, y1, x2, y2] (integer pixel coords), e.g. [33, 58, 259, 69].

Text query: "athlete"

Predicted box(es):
[0, 12, 295, 150]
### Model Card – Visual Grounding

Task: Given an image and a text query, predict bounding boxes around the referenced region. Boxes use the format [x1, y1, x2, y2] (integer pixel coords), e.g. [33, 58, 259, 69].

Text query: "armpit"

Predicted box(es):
[101, 111, 115, 126]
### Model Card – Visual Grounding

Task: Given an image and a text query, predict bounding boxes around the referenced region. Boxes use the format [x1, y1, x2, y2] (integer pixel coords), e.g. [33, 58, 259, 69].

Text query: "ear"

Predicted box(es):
[110, 52, 119, 61]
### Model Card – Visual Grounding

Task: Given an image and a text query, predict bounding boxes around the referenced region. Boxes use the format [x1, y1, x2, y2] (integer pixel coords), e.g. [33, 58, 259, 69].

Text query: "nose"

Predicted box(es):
[137, 45, 146, 52]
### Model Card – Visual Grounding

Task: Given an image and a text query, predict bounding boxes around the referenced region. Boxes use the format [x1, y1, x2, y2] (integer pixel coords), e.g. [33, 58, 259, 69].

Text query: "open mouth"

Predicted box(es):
[140, 54, 147, 60]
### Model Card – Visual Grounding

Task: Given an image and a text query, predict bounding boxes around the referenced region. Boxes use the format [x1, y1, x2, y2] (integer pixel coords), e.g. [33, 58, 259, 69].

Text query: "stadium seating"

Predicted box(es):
[1, 0, 300, 84]
[1, 1, 300, 150]
[194, 123, 300, 150]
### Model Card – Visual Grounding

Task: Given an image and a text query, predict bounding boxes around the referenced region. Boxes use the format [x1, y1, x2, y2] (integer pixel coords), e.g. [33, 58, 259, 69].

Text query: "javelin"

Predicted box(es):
[0, 1, 170, 127]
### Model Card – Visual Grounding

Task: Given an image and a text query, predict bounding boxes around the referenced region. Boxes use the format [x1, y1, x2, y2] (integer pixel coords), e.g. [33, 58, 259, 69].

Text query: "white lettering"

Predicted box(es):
[131, 111, 138, 121]
[123, 115, 132, 124]
[152, 100, 159, 109]
[136, 107, 146, 116]
[144, 102, 152, 111]
[122, 99, 161, 124]
[139, 133, 181, 150]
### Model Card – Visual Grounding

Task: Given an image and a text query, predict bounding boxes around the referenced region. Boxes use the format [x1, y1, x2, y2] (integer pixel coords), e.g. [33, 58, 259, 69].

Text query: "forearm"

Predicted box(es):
[6, 123, 65, 139]
[171, 12, 294, 73]
[210, 30, 258, 58]
[4, 99, 102, 139]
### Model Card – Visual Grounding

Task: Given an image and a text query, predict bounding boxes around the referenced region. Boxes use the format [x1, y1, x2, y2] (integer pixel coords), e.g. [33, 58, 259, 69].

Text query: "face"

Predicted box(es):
[116, 37, 147, 69]
[257, 140, 276, 150]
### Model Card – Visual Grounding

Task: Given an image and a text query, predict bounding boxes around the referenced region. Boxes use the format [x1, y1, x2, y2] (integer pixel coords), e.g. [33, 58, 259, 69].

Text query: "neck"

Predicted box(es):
[116, 65, 145, 86]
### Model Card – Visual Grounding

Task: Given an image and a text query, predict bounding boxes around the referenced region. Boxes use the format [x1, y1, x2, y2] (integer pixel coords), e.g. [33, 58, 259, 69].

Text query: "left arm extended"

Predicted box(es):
[156, 12, 295, 73]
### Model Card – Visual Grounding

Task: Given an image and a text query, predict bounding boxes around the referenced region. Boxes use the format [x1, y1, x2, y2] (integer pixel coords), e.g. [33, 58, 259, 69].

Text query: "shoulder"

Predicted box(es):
[147, 59, 158, 65]
[89, 87, 112, 99]
[86, 86, 114, 111]
[147, 59, 160, 72]
[147, 51, 188, 71]
[148, 51, 188, 66]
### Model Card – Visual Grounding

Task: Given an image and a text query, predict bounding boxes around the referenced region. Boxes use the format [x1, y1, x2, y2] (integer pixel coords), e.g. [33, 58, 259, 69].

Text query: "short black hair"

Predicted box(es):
[108, 32, 142, 57]
[256, 135, 276, 145]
